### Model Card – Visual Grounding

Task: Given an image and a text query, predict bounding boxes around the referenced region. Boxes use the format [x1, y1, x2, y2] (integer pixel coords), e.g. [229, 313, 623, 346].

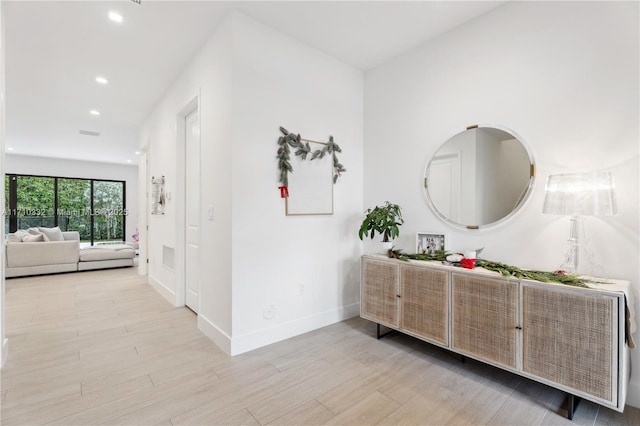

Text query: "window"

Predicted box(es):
[93, 180, 125, 243]
[16, 176, 55, 229]
[5, 174, 126, 245]
[57, 178, 91, 241]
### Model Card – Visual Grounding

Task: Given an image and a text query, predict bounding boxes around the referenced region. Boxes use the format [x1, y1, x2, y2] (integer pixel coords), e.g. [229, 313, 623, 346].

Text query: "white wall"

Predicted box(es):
[364, 0, 639, 406]
[0, 0, 6, 368]
[141, 12, 363, 355]
[229, 13, 363, 354]
[5, 154, 139, 243]
[140, 17, 234, 350]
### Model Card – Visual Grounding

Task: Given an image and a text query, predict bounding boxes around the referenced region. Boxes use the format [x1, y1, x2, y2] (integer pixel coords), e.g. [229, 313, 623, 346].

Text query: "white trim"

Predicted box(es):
[2, 338, 7, 367]
[148, 274, 176, 306]
[197, 314, 231, 355]
[229, 303, 360, 356]
[137, 145, 149, 276]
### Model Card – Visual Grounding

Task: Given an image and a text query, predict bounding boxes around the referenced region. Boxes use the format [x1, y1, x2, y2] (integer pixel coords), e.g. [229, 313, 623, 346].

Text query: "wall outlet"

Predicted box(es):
[299, 283, 304, 296]
[263, 305, 276, 320]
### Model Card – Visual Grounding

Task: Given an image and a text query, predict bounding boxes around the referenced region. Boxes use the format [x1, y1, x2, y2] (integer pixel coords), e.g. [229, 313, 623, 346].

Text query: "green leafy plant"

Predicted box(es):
[358, 201, 404, 242]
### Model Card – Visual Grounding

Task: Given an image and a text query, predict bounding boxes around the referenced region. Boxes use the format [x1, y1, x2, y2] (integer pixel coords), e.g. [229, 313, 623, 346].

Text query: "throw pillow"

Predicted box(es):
[38, 226, 64, 242]
[22, 233, 46, 242]
[7, 230, 27, 243]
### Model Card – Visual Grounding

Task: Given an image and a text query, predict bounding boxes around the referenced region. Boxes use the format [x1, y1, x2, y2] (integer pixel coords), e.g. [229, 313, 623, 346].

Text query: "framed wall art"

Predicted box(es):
[151, 175, 165, 215]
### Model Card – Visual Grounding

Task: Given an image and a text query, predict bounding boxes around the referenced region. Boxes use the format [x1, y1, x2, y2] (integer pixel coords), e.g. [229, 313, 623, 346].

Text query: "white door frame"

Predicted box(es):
[137, 143, 149, 276]
[175, 93, 200, 308]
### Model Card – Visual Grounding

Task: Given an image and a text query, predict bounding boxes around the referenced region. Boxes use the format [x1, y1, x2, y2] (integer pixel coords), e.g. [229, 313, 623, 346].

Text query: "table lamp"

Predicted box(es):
[542, 171, 618, 274]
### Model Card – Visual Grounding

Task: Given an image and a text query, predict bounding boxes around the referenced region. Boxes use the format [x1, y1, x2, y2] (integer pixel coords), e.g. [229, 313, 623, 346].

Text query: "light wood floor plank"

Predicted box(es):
[267, 400, 335, 426]
[322, 391, 400, 425]
[377, 394, 442, 425]
[2, 267, 640, 426]
[169, 358, 334, 426]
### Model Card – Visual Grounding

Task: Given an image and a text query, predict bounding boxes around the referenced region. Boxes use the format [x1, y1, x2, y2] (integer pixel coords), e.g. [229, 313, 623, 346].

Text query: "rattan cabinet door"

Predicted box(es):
[522, 282, 616, 404]
[361, 257, 400, 329]
[400, 264, 448, 347]
[451, 272, 518, 369]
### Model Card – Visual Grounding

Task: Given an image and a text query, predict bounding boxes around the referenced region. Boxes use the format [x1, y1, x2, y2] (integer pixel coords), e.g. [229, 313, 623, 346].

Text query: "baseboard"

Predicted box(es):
[229, 302, 360, 356]
[147, 274, 176, 306]
[626, 381, 640, 409]
[198, 314, 232, 355]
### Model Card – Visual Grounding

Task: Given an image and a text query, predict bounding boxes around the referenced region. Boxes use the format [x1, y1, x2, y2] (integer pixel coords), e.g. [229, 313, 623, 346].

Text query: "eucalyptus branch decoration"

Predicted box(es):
[276, 126, 346, 198]
[310, 135, 346, 183]
[475, 259, 591, 288]
[389, 248, 449, 262]
[387, 248, 592, 288]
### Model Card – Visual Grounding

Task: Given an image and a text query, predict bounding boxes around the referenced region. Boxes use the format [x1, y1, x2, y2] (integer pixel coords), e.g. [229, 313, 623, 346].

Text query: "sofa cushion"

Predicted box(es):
[80, 245, 136, 261]
[39, 226, 64, 242]
[22, 233, 46, 242]
[6, 239, 79, 268]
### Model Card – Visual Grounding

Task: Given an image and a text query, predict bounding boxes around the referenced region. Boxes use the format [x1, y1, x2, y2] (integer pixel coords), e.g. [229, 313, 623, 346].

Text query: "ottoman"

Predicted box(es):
[78, 244, 136, 271]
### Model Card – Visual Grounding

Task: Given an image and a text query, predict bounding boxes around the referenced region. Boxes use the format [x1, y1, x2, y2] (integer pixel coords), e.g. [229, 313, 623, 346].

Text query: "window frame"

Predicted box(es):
[5, 173, 126, 245]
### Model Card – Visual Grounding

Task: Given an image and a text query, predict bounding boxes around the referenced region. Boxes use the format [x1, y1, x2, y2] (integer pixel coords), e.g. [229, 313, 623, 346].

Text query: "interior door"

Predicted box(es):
[428, 153, 460, 222]
[185, 108, 200, 313]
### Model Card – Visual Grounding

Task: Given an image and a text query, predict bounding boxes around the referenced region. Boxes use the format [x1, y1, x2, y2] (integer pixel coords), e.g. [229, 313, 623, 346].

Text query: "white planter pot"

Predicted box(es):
[381, 241, 393, 253]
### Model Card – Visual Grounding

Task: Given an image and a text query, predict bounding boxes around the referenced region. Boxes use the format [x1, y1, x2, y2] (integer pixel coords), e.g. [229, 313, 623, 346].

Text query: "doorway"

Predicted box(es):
[429, 153, 460, 222]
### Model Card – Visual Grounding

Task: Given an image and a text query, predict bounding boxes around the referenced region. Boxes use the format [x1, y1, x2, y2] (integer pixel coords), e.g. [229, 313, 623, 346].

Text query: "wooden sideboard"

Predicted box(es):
[360, 255, 631, 419]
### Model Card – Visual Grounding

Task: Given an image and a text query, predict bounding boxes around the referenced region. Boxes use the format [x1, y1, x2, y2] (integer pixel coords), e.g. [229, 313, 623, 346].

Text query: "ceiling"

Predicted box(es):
[4, 0, 506, 166]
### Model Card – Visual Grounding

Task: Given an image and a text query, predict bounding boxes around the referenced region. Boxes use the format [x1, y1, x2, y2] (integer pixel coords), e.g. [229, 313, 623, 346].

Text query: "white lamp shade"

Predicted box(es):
[543, 171, 618, 216]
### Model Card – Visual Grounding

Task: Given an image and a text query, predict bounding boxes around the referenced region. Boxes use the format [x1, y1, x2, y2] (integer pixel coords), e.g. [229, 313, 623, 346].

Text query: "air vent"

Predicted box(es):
[163, 245, 175, 270]
[79, 130, 101, 137]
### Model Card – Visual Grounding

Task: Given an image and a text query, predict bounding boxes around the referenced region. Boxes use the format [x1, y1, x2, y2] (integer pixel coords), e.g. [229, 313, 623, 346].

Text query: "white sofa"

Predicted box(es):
[5, 228, 135, 278]
[5, 230, 81, 278]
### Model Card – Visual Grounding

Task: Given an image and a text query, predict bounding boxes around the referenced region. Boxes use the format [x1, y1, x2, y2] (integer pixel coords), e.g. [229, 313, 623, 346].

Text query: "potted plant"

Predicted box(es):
[358, 201, 404, 251]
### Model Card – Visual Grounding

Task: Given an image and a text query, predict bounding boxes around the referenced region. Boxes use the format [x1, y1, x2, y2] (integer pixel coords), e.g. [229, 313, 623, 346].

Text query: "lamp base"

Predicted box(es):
[558, 215, 580, 274]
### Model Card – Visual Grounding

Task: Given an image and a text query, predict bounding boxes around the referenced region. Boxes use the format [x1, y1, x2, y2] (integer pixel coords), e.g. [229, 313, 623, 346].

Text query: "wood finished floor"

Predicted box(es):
[2, 268, 639, 426]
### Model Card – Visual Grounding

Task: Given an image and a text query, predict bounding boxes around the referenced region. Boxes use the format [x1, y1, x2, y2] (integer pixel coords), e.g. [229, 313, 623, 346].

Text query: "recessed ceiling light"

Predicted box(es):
[89, 110, 100, 116]
[134, 151, 140, 155]
[7, 147, 14, 151]
[127, 160, 132, 163]
[95, 76, 108, 85]
[108, 11, 123, 23]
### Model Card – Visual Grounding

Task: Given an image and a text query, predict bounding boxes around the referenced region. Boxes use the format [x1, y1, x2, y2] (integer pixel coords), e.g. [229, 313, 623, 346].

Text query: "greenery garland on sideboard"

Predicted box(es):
[276, 126, 346, 197]
[387, 248, 591, 288]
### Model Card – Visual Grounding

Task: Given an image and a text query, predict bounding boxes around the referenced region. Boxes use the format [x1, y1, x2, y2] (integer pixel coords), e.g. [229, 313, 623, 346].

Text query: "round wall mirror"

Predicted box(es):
[424, 125, 535, 229]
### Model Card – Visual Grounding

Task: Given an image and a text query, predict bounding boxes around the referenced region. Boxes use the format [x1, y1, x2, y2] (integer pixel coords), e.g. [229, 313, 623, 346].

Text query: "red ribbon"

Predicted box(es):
[279, 186, 289, 198]
[460, 258, 476, 269]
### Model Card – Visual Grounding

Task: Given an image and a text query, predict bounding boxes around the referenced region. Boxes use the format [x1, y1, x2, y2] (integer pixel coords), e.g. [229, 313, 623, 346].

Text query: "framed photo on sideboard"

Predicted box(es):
[416, 232, 446, 254]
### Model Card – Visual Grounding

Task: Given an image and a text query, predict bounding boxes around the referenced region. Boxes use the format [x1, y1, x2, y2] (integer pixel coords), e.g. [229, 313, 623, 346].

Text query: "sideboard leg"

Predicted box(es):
[376, 323, 396, 339]
[566, 393, 581, 420]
